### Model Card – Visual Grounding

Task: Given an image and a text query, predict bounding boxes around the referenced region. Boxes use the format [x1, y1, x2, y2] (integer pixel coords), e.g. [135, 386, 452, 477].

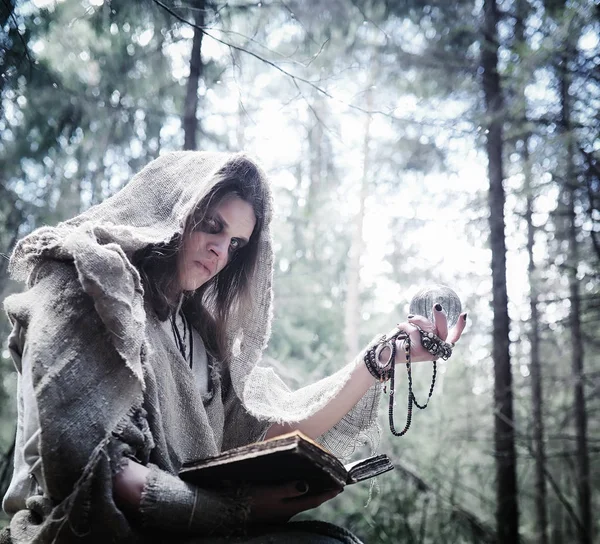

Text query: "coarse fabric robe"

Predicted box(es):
[3, 152, 381, 542]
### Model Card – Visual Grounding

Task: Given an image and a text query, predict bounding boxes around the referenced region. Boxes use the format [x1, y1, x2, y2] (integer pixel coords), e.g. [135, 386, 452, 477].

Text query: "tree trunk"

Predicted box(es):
[524, 141, 549, 544]
[0, 0, 17, 119]
[301, 97, 325, 261]
[236, 91, 246, 150]
[580, 150, 600, 261]
[481, 1, 519, 541]
[344, 88, 372, 361]
[514, 2, 548, 542]
[0, 0, 15, 29]
[550, 467, 565, 544]
[183, 1, 205, 151]
[558, 42, 592, 544]
[147, 30, 167, 160]
[306, 100, 324, 226]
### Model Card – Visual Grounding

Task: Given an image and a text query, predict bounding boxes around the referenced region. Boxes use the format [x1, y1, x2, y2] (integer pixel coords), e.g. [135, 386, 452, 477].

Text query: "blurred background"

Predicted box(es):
[0, 0, 598, 542]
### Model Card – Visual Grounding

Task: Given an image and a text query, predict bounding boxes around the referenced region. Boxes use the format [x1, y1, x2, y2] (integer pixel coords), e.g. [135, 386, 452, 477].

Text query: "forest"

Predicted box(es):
[0, 0, 599, 542]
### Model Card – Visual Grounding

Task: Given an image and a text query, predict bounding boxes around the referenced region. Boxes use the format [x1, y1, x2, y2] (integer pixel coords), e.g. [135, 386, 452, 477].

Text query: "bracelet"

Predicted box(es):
[364, 336, 397, 382]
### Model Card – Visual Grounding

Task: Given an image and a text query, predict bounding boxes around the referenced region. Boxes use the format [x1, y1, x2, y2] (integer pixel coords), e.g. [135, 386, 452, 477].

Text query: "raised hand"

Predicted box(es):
[391, 304, 467, 363]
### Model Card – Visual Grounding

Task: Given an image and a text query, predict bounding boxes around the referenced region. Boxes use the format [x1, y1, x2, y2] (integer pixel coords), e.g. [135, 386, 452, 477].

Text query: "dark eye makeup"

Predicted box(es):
[197, 216, 221, 234]
[194, 216, 247, 255]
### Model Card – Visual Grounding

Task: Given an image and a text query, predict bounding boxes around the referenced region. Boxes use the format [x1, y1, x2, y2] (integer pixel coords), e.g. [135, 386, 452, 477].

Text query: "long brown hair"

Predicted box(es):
[133, 158, 268, 360]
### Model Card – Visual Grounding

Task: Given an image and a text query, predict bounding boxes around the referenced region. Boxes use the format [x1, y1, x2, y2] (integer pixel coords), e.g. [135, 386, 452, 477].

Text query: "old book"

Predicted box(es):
[179, 431, 394, 493]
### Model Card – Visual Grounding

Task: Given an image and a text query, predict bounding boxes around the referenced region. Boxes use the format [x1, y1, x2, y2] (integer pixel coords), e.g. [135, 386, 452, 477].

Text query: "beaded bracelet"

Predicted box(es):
[363, 328, 441, 437]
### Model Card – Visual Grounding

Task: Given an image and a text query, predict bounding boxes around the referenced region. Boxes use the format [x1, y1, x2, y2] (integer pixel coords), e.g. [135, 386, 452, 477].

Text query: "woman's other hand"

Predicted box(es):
[248, 481, 343, 524]
[114, 458, 150, 511]
[115, 459, 342, 528]
[390, 304, 467, 363]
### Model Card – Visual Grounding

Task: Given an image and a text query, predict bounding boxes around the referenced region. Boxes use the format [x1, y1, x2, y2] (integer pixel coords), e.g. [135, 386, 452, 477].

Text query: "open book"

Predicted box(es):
[179, 431, 394, 493]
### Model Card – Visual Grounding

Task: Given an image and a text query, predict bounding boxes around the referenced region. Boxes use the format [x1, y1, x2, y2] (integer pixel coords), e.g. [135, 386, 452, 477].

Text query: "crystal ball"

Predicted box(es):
[409, 285, 462, 328]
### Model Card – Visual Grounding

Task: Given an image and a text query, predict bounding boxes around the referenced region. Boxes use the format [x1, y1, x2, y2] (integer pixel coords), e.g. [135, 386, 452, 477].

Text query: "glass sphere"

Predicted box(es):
[409, 285, 462, 328]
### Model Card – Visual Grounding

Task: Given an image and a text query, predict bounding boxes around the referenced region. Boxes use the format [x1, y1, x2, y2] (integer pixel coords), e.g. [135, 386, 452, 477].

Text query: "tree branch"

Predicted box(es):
[151, 0, 475, 134]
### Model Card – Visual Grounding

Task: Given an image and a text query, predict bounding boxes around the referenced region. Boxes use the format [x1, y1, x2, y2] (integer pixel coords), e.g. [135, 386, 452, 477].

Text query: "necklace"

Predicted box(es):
[388, 334, 437, 436]
[171, 311, 194, 369]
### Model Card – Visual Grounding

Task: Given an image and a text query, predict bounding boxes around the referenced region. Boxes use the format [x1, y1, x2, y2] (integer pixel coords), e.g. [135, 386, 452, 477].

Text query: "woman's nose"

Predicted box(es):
[208, 236, 229, 259]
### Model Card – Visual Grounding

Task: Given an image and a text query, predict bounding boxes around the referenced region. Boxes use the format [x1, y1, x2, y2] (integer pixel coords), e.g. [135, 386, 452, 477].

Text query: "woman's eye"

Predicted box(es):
[229, 239, 240, 252]
[202, 218, 220, 233]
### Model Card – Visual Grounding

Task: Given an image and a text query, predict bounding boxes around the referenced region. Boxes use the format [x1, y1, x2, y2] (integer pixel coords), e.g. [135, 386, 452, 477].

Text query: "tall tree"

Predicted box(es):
[556, 15, 592, 544]
[344, 86, 373, 361]
[481, 0, 519, 540]
[523, 129, 549, 544]
[513, 1, 548, 541]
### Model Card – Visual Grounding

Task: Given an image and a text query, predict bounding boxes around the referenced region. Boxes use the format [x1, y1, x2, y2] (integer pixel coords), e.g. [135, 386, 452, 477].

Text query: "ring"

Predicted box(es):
[415, 326, 453, 360]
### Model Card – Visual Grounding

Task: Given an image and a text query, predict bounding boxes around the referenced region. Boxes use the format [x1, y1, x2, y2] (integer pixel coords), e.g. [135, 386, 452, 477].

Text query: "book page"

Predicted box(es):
[344, 454, 394, 484]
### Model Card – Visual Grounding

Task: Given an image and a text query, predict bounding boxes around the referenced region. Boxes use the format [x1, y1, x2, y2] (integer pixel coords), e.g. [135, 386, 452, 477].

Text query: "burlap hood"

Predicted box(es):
[9, 152, 274, 407]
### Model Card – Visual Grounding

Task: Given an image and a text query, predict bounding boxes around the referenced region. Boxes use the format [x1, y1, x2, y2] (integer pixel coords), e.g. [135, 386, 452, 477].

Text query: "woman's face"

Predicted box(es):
[177, 195, 257, 292]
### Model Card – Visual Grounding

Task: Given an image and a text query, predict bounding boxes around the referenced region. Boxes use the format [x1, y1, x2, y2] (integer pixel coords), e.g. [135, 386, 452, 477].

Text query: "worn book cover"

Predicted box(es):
[179, 431, 394, 493]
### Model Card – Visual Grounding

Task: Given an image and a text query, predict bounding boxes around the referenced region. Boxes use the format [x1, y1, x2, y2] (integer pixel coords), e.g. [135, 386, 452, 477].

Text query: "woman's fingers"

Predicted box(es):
[253, 480, 311, 501]
[432, 304, 448, 341]
[407, 308, 448, 341]
[394, 323, 426, 361]
[406, 314, 434, 332]
[262, 488, 342, 522]
[395, 322, 420, 340]
[248, 482, 343, 523]
[284, 488, 343, 509]
[447, 313, 468, 344]
[394, 310, 467, 363]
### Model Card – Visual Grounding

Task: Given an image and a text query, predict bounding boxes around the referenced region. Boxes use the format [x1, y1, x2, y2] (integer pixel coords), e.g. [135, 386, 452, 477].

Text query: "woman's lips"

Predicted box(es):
[194, 261, 211, 275]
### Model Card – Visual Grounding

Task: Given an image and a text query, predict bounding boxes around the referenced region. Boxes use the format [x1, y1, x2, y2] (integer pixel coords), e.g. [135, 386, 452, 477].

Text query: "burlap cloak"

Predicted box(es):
[4, 152, 381, 542]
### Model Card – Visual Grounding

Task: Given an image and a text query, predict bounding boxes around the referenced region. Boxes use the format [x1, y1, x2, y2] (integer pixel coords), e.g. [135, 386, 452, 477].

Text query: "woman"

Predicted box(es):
[2, 151, 465, 543]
